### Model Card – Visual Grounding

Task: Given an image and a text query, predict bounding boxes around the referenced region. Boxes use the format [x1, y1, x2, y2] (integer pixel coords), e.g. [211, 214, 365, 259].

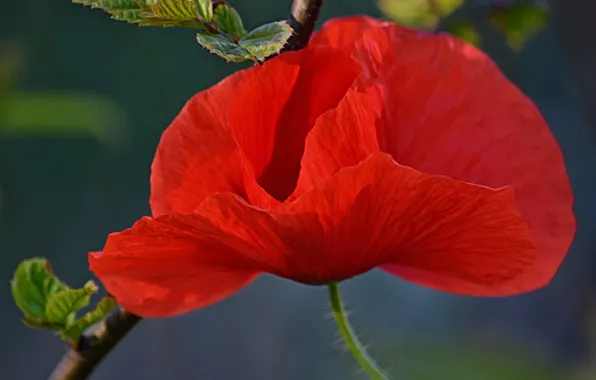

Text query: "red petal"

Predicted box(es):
[226, 48, 361, 205]
[93, 154, 540, 309]
[310, 16, 392, 51]
[349, 23, 575, 294]
[273, 153, 536, 289]
[89, 202, 287, 317]
[290, 84, 381, 199]
[150, 71, 247, 216]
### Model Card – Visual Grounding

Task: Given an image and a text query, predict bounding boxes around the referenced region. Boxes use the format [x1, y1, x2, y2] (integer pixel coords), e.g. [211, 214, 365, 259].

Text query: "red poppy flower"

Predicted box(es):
[89, 16, 575, 317]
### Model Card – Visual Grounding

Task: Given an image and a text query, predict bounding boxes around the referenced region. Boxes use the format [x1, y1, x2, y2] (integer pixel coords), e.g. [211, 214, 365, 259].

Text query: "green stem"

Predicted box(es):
[328, 283, 392, 380]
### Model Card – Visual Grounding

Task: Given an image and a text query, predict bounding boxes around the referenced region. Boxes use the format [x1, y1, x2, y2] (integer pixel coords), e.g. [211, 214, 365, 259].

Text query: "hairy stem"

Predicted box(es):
[48, 308, 141, 380]
[282, 0, 324, 52]
[328, 283, 392, 380]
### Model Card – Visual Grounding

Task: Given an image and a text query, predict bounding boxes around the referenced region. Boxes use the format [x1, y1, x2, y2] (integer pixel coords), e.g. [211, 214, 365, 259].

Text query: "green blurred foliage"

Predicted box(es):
[377, 0, 550, 50]
[490, 3, 549, 51]
[0, 43, 128, 145]
[1, 92, 128, 144]
[445, 20, 480, 45]
[377, 0, 464, 29]
[389, 343, 558, 380]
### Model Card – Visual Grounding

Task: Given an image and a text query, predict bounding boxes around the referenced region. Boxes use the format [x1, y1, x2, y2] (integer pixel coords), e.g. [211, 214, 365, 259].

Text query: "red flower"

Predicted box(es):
[89, 16, 575, 317]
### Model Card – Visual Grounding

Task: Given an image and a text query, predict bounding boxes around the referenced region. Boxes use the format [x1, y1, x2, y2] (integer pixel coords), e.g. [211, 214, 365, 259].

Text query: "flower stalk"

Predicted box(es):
[328, 283, 393, 380]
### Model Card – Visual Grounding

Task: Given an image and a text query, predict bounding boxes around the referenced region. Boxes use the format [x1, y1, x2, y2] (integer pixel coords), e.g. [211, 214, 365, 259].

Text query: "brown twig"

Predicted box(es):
[281, 0, 324, 53]
[48, 308, 141, 380]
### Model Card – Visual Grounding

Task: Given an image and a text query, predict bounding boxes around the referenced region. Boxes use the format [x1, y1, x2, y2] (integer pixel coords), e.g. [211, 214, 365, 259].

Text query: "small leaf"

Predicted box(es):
[377, 0, 464, 29]
[73, 0, 145, 23]
[11, 258, 115, 341]
[11, 258, 68, 321]
[196, 33, 251, 62]
[446, 20, 480, 46]
[61, 297, 117, 341]
[213, 3, 246, 37]
[72, 0, 206, 28]
[489, 3, 550, 51]
[239, 21, 293, 61]
[151, 0, 195, 20]
[193, 0, 213, 22]
[45, 281, 99, 325]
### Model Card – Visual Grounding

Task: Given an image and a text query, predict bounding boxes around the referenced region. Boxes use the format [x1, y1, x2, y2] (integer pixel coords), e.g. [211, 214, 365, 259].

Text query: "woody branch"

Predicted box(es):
[48, 309, 141, 380]
[281, 0, 324, 52]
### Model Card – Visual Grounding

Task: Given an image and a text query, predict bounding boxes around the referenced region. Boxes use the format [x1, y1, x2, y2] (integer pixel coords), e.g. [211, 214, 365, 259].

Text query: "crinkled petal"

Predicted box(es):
[89, 203, 288, 317]
[94, 153, 541, 311]
[347, 22, 575, 294]
[150, 71, 247, 216]
[310, 15, 393, 51]
[227, 47, 361, 205]
[273, 153, 537, 290]
[289, 84, 382, 199]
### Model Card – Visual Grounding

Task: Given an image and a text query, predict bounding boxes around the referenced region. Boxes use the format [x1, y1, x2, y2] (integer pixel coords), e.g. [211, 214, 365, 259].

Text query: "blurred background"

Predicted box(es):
[1, 0, 595, 379]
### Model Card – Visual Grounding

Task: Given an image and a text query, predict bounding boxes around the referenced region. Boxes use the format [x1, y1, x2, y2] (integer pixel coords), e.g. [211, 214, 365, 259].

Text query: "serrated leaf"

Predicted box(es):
[213, 3, 246, 37]
[73, 0, 206, 27]
[193, 0, 213, 22]
[73, 0, 145, 22]
[377, 0, 464, 29]
[11, 258, 68, 321]
[61, 297, 117, 341]
[446, 21, 480, 46]
[196, 33, 251, 62]
[45, 281, 99, 325]
[151, 0, 195, 20]
[239, 21, 292, 61]
[489, 3, 550, 51]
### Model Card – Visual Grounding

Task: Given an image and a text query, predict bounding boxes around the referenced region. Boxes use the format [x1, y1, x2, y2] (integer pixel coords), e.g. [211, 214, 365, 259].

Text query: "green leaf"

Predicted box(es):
[0, 92, 128, 146]
[11, 258, 68, 321]
[45, 281, 99, 325]
[61, 297, 117, 341]
[489, 3, 550, 51]
[446, 20, 480, 46]
[196, 33, 251, 62]
[72, 0, 207, 28]
[239, 21, 293, 61]
[377, 0, 464, 29]
[193, 0, 213, 22]
[11, 258, 115, 342]
[73, 0, 146, 23]
[151, 0, 195, 20]
[213, 3, 246, 37]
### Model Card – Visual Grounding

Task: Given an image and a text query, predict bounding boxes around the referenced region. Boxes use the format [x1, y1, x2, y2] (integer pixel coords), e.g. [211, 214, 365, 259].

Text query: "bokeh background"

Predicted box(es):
[1, 0, 596, 379]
